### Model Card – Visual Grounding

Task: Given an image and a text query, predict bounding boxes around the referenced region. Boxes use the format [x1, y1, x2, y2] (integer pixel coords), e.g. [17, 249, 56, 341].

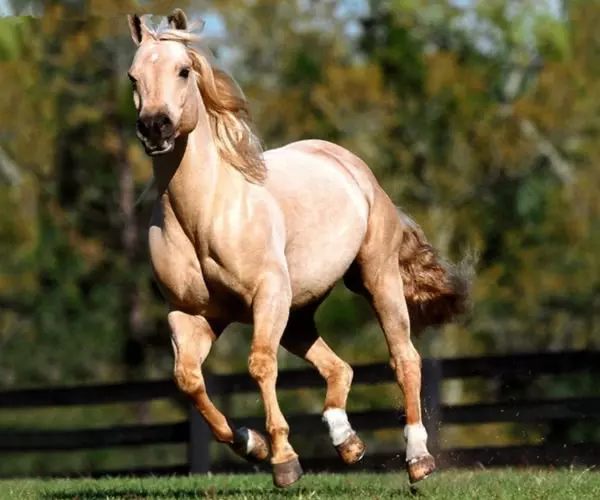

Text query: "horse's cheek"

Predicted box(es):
[179, 92, 198, 134]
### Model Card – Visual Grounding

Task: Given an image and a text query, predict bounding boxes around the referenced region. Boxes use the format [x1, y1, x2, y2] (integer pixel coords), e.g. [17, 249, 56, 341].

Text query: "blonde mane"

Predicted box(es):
[142, 18, 267, 185]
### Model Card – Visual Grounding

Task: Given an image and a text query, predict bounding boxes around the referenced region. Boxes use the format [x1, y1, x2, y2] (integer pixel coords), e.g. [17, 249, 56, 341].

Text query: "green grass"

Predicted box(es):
[1, 470, 599, 500]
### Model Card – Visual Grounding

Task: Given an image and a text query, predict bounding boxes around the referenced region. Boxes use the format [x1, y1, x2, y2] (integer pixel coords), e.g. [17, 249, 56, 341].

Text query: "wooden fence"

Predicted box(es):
[1, 350, 600, 478]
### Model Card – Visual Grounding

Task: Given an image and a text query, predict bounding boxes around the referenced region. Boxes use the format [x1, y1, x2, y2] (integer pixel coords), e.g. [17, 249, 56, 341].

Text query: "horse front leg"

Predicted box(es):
[248, 273, 302, 488]
[169, 310, 270, 464]
[281, 311, 365, 465]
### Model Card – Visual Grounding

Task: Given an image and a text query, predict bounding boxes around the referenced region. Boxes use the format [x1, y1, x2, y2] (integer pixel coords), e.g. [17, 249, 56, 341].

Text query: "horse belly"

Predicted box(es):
[286, 214, 368, 307]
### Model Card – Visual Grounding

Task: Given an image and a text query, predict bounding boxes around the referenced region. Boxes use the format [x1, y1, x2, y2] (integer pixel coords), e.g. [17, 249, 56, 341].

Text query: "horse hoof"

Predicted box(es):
[231, 427, 270, 463]
[407, 454, 436, 484]
[272, 457, 303, 488]
[335, 432, 366, 464]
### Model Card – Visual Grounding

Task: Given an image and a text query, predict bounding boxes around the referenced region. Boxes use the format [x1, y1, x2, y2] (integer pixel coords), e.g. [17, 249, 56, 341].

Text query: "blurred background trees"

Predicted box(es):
[1, 0, 599, 475]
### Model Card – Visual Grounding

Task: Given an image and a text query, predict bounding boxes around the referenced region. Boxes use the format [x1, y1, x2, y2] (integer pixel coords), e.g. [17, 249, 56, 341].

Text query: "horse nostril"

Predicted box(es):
[136, 118, 148, 137]
[157, 114, 173, 136]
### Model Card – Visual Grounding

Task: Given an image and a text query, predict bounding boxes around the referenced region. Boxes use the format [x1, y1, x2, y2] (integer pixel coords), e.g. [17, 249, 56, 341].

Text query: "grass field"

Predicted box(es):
[1, 470, 599, 500]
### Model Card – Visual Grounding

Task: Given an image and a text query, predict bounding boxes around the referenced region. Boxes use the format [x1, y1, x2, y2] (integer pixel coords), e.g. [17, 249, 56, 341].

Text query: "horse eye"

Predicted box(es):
[179, 67, 190, 79]
[128, 73, 137, 86]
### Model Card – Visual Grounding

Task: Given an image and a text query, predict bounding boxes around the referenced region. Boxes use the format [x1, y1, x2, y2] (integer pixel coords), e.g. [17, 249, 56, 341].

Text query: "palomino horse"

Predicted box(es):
[126, 9, 471, 488]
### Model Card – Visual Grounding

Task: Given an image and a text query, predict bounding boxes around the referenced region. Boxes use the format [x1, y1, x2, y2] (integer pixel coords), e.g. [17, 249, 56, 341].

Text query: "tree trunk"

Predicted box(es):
[110, 44, 150, 422]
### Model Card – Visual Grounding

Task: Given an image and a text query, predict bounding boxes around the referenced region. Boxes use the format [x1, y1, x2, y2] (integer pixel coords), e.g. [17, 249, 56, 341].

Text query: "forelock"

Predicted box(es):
[140, 14, 205, 46]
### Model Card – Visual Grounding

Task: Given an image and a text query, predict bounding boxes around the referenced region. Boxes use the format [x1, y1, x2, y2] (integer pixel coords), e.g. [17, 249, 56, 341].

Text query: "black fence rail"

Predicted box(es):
[1, 350, 599, 478]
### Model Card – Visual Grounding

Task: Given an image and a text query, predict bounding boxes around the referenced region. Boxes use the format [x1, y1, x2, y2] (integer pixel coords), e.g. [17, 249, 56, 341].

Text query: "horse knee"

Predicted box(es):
[174, 362, 205, 398]
[248, 346, 277, 383]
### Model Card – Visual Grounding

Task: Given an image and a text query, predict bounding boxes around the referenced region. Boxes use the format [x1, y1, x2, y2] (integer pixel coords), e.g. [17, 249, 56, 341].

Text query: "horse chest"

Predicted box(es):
[148, 226, 249, 319]
[150, 242, 205, 305]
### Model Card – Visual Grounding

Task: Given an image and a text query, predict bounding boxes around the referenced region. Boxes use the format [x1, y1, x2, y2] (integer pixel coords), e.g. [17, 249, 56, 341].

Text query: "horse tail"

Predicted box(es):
[396, 209, 475, 335]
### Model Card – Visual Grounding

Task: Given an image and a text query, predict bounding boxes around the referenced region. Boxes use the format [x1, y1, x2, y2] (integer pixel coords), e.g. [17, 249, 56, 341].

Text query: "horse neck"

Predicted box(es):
[151, 110, 221, 239]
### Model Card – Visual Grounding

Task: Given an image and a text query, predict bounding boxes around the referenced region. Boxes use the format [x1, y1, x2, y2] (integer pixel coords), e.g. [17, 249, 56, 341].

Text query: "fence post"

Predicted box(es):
[188, 372, 216, 474]
[421, 357, 442, 457]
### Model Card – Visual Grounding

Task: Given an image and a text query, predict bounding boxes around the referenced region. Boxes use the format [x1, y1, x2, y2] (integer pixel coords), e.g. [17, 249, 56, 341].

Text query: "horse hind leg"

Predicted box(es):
[345, 260, 435, 483]
[168, 311, 270, 464]
[281, 308, 366, 465]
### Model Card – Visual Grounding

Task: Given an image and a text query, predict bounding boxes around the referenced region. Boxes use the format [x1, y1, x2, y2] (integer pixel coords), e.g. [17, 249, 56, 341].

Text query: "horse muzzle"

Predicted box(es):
[136, 111, 176, 156]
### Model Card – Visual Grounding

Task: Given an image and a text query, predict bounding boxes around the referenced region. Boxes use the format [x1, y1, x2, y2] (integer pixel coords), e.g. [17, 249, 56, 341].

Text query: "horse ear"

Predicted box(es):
[168, 8, 188, 30]
[127, 13, 150, 45]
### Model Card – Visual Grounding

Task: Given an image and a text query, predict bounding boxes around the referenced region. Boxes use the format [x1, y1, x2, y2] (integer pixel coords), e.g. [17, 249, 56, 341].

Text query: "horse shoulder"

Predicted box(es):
[204, 186, 288, 302]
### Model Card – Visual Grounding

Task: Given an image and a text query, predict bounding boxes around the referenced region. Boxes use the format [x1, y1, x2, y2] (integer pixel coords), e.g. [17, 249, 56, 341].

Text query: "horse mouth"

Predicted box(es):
[143, 140, 175, 156]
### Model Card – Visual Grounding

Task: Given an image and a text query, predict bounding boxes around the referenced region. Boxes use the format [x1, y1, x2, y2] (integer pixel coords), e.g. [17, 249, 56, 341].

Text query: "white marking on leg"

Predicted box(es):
[245, 428, 255, 455]
[235, 427, 255, 456]
[404, 423, 429, 462]
[323, 408, 354, 446]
